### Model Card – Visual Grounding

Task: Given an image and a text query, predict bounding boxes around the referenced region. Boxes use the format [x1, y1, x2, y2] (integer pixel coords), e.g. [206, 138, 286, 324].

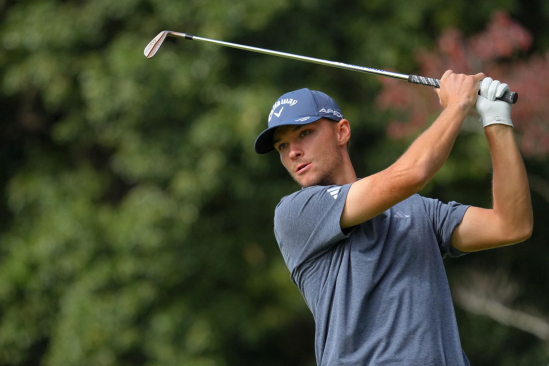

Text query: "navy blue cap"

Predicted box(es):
[254, 88, 344, 154]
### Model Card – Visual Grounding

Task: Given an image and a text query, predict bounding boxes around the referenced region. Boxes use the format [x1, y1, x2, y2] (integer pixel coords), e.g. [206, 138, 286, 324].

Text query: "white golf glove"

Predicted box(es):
[475, 77, 513, 128]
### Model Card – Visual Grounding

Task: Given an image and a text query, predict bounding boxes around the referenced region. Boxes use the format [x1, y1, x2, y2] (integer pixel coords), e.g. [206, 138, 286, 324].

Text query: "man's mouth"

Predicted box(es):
[296, 163, 311, 174]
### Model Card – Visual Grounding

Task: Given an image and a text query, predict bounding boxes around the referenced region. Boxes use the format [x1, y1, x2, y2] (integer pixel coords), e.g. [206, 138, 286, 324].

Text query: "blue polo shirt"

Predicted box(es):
[274, 183, 470, 365]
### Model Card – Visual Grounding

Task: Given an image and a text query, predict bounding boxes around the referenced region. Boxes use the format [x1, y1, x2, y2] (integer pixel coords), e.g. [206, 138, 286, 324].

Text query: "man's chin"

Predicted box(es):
[294, 173, 335, 188]
[292, 174, 313, 188]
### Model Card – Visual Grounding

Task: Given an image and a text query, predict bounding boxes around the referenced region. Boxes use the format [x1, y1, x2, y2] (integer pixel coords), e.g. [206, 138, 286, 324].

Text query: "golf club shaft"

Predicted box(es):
[190, 34, 409, 81]
[160, 31, 518, 104]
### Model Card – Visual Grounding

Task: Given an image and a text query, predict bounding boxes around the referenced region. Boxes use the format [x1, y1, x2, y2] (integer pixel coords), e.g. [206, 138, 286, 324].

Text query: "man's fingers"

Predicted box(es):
[496, 83, 509, 98]
[480, 77, 493, 97]
[487, 80, 501, 101]
[479, 77, 509, 100]
[473, 72, 486, 81]
[441, 70, 454, 80]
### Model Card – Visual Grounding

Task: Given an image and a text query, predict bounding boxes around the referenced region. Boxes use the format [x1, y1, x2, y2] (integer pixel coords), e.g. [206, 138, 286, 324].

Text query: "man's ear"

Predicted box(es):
[336, 119, 351, 146]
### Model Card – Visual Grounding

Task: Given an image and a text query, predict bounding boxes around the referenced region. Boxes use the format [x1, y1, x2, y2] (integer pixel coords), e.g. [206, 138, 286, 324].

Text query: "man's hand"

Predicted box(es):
[476, 77, 513, 128]
[435, 70, 485, 112]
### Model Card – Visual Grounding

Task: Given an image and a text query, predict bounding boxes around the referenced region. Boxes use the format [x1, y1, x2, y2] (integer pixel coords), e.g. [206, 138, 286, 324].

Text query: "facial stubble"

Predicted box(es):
[290, 140, 343, 188]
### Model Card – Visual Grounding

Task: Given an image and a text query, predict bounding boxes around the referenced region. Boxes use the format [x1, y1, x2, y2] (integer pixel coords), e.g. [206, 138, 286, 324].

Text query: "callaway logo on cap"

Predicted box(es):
[254, 88, 344, 154]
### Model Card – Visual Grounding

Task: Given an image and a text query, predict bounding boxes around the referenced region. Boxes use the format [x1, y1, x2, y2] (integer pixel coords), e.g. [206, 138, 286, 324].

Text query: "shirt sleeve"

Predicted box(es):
[274, 184, 353, 273]
[419, 196, 470, 258]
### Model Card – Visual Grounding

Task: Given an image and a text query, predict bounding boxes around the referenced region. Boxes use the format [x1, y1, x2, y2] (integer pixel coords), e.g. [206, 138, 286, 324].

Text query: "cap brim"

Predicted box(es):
[254, 116, 324, 154]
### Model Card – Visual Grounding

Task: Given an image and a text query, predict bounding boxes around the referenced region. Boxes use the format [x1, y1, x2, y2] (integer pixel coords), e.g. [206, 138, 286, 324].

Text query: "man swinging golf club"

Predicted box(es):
[254, 71, 533, 365]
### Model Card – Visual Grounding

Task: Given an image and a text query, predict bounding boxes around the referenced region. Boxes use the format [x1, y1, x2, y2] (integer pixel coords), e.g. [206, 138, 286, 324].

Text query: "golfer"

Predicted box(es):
[254, 71, 533, 365]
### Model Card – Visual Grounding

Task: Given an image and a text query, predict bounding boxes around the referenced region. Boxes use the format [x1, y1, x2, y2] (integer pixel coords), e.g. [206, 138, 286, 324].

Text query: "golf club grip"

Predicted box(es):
[408, 75, 518, 104]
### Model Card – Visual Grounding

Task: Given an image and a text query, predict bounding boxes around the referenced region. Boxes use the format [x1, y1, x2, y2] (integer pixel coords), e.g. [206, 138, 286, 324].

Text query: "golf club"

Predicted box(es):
[144, 30, 518, 104]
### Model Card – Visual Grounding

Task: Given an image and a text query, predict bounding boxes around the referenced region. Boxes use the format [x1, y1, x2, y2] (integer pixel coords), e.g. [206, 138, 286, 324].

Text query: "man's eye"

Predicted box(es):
[278, 143, 288, 151]
[300, 130, 311, 137]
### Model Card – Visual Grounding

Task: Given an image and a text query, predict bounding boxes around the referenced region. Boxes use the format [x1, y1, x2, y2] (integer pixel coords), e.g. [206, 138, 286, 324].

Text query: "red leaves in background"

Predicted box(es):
[376, 11, 549, 157]
[469, 12, 532, 61]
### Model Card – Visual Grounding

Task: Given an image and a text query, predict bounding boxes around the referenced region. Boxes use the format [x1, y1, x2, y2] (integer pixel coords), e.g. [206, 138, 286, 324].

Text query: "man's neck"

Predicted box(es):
[333, 153, 357, 185]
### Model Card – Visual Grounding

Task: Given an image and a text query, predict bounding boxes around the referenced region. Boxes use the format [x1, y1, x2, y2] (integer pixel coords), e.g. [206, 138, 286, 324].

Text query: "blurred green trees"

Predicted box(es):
[1, 1, 548, 365]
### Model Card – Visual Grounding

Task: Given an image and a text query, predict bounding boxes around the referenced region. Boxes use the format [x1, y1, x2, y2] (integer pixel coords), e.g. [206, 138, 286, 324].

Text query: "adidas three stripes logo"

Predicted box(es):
[327, 187, 340, 199]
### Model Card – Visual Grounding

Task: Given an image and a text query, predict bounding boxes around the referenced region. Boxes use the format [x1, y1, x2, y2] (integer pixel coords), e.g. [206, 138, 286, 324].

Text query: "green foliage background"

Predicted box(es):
[1, 0, 548, 365]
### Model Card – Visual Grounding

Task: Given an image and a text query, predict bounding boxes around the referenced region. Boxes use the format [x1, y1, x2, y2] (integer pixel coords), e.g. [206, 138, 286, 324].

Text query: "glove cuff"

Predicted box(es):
[481, 116, 514, 129]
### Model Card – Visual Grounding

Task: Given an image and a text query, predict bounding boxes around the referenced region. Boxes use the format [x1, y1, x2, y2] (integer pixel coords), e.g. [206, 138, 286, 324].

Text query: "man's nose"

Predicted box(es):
[288, 143, 303, 159]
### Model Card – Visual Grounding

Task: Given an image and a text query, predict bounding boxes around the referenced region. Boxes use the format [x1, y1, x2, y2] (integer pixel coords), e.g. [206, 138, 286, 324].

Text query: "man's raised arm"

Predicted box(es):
[451, 79, 533, 251]
[341, 70, 484, 228]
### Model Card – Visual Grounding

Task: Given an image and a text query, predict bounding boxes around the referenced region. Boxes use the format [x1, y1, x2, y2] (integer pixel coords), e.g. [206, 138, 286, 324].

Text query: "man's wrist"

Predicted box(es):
[443, 103, 469, 120]
[484, 123, 514, 133]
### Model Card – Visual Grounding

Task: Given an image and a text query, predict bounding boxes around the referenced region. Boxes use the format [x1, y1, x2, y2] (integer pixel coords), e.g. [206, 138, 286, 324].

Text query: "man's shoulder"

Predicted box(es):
[276, 185, 344, 212]
[277, 185, 323, 202]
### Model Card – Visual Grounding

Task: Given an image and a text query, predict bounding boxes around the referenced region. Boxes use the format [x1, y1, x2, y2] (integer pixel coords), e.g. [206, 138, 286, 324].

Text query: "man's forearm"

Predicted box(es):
[393, 104, 467, 187]
[486, 125, 533, 239]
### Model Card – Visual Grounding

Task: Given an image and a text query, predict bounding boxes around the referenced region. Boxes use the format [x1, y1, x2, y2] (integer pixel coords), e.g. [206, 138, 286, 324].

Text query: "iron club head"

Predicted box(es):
[144, 31, 169, 58]
[144, 31, 190, 58]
